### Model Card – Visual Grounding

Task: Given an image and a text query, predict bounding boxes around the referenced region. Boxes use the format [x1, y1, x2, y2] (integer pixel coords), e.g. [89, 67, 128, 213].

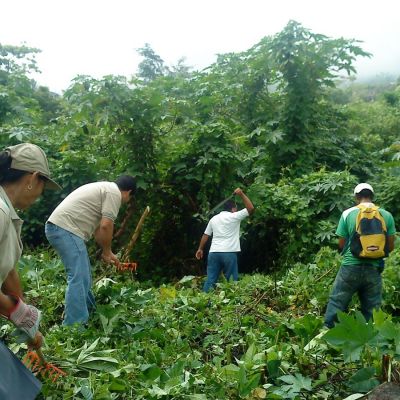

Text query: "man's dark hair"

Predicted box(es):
[0, 150, 28, 185]
[355, 189, 374, 200]
[115, 175, 136, 194]
[223, 199, 237, 211]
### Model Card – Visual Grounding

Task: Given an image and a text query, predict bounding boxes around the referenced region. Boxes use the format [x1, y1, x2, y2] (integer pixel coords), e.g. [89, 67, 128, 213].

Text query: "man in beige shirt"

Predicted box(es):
[45, 175, 136, 325]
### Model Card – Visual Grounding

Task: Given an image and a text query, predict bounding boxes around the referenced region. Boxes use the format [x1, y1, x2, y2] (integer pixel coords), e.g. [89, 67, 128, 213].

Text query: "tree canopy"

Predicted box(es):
[0, 21, 399, 277]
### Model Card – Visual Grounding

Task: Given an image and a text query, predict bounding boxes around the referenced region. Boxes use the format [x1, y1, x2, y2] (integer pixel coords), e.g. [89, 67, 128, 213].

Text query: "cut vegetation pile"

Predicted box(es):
[1, 246, 400, 399]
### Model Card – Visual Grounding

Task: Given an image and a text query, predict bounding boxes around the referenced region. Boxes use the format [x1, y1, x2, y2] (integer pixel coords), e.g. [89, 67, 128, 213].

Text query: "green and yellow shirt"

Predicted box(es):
[336, 202, 396, 266]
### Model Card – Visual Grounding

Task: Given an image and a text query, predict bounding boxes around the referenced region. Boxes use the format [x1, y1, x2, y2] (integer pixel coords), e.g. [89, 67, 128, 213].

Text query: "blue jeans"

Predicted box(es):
[203, 252, 238, 292]
[324, 264, 382, 328]
[45, 223, 96, 325]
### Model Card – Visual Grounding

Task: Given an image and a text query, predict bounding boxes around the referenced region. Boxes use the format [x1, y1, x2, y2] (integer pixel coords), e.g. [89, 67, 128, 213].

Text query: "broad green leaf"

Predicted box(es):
[243, 343, 257, 364]
[324, 312, 377, 361]
[80, 386, 93, 400]
[239, 370, 262, 398]
[278, 373, 312, 395]
[109, 379, 127, 392]
[293, 314, 322, 341]
[221, 364, 240, 379]
[266, 360, 281, 379]
[165, 359, 186, 380]
[372, 308, 391, 327]
[347, 367, 379, 393]
[141, 364, 162, 382]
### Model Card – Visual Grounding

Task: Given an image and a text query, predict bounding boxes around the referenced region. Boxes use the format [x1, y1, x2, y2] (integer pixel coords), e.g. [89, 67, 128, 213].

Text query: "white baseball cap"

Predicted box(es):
[354, 183, 374, 195]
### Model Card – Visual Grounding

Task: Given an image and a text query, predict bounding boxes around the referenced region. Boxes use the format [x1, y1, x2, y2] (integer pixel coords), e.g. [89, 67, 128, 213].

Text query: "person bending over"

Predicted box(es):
[45, 175, 136, 326]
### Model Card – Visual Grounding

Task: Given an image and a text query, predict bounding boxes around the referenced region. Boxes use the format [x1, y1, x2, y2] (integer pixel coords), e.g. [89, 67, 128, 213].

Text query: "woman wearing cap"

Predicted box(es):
[0, 143, 60, 400]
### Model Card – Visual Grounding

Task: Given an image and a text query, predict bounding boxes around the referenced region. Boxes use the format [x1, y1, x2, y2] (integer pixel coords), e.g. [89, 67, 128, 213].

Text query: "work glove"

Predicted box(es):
[8, 298, 41, 340]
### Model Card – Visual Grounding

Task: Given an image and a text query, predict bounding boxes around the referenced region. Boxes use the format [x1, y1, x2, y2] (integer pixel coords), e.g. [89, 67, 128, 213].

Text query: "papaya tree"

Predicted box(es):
[266, 20, 371, 177]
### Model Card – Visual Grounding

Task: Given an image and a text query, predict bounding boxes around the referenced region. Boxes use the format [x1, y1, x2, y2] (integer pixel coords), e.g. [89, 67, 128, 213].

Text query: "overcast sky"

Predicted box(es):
[2, 0, 400, 92]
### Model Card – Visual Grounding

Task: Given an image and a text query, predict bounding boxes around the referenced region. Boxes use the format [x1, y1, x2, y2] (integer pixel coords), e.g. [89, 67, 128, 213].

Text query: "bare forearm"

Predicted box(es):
[198, 234, 209, 250]
[95, 225, 113, 252]
[1, 268, 23, 299]
[195, 234, 210, 260]
[0, 292, 16, 316]
[388, 236, 395, 252]
[96, 228, 112, 252]
[237, 191, 254, 215]
[95, 218, 120, 264]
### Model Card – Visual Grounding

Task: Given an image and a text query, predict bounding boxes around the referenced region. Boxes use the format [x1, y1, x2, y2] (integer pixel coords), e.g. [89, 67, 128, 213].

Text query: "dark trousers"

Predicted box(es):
[324, 264, 382, 328]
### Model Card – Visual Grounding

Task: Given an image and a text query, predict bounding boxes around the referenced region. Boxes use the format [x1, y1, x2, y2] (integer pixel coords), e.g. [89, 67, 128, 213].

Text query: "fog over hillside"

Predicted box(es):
[1, 0, 399, 92]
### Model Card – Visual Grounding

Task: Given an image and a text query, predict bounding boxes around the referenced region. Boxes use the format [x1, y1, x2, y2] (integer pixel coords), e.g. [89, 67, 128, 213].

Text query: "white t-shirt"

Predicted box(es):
[48, 181, 121, 241]
[204, 209, 249, 252]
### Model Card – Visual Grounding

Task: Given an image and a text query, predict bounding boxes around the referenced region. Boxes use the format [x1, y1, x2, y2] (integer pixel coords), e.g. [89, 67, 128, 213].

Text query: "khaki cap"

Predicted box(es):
[6, 143, 61, 190]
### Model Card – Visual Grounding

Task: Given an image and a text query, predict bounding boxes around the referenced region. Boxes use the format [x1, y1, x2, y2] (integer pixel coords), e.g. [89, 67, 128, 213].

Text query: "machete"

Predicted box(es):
[207, 193, 235, 216]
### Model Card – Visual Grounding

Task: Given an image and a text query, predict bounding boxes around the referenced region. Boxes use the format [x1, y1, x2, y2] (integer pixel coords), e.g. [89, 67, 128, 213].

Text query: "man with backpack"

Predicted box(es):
[324, 183, 396, 328]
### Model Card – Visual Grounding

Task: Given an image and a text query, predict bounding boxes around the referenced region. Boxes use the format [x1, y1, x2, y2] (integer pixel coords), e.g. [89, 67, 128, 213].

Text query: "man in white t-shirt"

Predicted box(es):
[45, 175, 136, 325]
[195, 188, 254, 292]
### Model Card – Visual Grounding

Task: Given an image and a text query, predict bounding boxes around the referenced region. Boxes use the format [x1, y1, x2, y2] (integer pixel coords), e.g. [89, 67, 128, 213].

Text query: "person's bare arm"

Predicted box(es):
[1, 268, 23, 299]
[195, 234, 210, 260]
[338, 237, 346, 252]
[0, 292, 16, 316]
[234, 188, 255, 215]
[388, 235, 395, 252]
[94, 217, 119, 264]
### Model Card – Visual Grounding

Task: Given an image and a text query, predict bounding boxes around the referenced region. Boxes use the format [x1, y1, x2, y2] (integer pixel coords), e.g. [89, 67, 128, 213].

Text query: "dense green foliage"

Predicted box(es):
[1, 247, 399, 399]
[1, 21, 399, 277]
[1, 21, 400, 398]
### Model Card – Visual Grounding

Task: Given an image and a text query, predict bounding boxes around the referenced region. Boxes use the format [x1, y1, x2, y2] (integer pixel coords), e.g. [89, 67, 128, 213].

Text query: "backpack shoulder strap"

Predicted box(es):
[355, 204, 366, 231]
[356, 204, 378, 212]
